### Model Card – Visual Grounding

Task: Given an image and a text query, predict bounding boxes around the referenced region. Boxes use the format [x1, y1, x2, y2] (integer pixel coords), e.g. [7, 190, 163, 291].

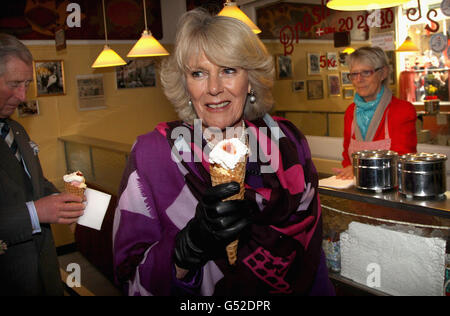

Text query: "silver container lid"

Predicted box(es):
[398, 152, 447, 164]
[352, 150, 398, 160]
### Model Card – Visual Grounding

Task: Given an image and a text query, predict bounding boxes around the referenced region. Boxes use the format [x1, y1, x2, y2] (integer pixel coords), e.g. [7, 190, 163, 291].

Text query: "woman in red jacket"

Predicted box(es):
[334, 47, 417, 179]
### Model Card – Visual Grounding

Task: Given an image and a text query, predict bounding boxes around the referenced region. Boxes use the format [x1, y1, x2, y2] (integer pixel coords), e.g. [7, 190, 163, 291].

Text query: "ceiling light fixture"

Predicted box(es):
[396, 36, 420, 52]
[92, 0, 127, 68]
[127, 0, 169, 57]
[218, 0, 261, 34]
[326, 0, 411, 11]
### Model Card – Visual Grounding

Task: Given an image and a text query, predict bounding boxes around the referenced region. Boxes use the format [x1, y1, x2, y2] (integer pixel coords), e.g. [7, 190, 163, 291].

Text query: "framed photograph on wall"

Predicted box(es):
[292, 80, 305, 92]
[327, 52, 338, 70]
[275, 54, 293, 80]
[343, 87, 355, 99]
[341, 70, 352, 86]
[33, 60, 65, 96]
[385, 51, 396, 85]
[307, 79, 324, 99]
[76, 74, 106, 111]
[17, 100, 39, 117]
[116, 59, 157, 89]
[328, 74, 341, 96]
[307, 53, 321, 75]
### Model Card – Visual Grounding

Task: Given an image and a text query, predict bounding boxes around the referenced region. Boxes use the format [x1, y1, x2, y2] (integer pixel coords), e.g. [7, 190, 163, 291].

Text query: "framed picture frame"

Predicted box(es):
[17, 100, 39, 117]
[327, 52, 338, 70]
[385, 51, 396, 85]
[116, 59, 157, 89]
[275, 54, 293, 80]
[341, 70, 352, 86]
[328, 74, 341, 96]
[343, 87, 355, 99]
[33, 60, 65, 96]
[338, 51, 348, 67]
[307, 79, 324, 100]
[307, 53, 321, 75]
[76, 74, 106, 111]
[292, 80, 305, 92]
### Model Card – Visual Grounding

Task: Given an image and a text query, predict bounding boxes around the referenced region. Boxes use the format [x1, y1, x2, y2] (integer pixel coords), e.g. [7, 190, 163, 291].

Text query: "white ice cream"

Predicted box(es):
[209, 138, 248, 170]
[63, 171, 87, 188]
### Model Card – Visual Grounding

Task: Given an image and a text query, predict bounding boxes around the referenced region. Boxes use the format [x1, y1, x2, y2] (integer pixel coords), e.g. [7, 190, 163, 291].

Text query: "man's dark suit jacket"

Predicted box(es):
[0, 118, 63, 295]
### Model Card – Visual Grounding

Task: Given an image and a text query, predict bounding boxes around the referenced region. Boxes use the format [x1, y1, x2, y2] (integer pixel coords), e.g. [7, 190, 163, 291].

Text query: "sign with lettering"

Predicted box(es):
[371, 32, 395, 51]
[257, 2, 394, 56]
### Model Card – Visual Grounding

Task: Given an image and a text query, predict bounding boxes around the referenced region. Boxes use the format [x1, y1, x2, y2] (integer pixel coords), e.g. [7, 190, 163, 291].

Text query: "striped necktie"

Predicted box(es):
[0, 119, 21, 161]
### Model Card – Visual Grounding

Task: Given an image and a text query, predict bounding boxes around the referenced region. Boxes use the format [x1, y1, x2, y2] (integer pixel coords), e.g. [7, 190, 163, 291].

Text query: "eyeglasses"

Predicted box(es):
[7, 80, 32, 89]
[347, 67, 382, 81]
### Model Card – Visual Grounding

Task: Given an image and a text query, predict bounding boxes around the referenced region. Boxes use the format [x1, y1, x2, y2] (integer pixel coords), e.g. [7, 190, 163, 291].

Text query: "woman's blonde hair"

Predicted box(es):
[160, 8, 274, 124]
[347, 46, 391, 86]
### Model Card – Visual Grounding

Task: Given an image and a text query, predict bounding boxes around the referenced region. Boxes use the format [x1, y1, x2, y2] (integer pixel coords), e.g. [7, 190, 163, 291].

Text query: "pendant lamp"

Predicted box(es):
[218, 0, 261, 34]
[343, 47, 355, 54]
[127, 0, 169, 57]
[326, 0, 411, 11]
[396, 36, 420, 52]
[92, 0, 126, 68]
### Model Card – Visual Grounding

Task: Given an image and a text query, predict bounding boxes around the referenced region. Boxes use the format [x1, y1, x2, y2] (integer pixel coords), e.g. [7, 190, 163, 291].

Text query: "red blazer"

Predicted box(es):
[342, 96, 417, 167]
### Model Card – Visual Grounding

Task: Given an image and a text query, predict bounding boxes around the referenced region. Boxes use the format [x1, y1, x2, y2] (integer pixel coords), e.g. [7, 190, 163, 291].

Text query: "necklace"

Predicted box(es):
[205, 120, 247, 150]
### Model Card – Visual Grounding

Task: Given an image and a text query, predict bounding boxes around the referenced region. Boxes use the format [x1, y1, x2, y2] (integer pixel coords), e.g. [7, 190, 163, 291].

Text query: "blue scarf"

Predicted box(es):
[354, 86, 384, 140]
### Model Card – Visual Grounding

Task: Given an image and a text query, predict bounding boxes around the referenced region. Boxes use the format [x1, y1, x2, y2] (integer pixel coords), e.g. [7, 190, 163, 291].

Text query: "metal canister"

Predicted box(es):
[398, 153, 447, 199]
[352, 150, 398, 192]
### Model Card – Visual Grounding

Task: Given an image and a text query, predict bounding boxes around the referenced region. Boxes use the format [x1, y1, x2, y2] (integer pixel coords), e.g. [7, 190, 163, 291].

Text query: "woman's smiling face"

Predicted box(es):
[186, 52, 250, 130]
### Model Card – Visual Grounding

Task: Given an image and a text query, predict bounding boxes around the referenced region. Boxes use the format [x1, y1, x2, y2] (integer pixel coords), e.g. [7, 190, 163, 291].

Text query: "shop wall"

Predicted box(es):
[15, 43, 178, 188]
[265, 41, 369, 137]
[17, 40, 369, 189]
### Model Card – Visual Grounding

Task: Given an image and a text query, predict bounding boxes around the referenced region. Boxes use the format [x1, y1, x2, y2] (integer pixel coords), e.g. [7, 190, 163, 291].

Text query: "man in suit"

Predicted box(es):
[0, 33, 85, 295]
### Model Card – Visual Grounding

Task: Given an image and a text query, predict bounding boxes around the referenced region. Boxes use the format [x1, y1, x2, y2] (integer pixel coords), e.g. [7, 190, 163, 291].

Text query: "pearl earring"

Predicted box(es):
[188, 100, 193, 107]
[249, 90, 256, 104]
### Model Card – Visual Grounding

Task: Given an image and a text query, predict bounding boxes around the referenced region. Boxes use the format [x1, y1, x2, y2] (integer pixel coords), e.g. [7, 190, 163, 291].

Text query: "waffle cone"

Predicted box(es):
[64, 182, 86, 199]
[210, 160, 246, 265]
[64, 182, 85, 232]
[226, 239, 239, 266]
[210, 161, 246, 201]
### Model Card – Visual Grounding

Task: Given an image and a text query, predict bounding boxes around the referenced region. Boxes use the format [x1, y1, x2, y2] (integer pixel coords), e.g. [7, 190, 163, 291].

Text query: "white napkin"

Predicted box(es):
[77, 188, 111, 231]
[319, 175, 354, 189]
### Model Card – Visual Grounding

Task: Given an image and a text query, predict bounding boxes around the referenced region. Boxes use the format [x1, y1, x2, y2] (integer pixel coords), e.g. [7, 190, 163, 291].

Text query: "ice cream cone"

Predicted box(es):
[63, 171, 86, 233]
[210, 160, 246, 266]
[208, 137, 248, 266]
[210, 161, 246, 200]
[64, 182, 86, 199]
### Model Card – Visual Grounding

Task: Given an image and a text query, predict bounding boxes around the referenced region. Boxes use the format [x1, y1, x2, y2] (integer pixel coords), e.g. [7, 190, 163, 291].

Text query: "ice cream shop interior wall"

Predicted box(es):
[2, 0, 450, 242]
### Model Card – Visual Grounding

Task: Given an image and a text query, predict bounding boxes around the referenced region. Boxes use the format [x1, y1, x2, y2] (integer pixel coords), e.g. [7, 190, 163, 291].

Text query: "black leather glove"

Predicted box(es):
[174, 182, 256, 270]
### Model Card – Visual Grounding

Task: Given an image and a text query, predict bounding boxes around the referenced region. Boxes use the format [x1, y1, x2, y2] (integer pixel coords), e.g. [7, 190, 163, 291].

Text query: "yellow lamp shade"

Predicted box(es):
[396, 36, 419, 52]
[92, 45, 127, 68]
[218, 2, 261, 34]
[327, 0, 411, 11]
[343, 47, 355, 54]
[127, 30, 169, 57]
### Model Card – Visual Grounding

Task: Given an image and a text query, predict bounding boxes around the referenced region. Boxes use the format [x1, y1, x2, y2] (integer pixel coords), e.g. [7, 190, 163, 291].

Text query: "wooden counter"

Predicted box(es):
[319, 186, 450, 219]
[58, 135, 132, 154]
[319, 185, 450, 296]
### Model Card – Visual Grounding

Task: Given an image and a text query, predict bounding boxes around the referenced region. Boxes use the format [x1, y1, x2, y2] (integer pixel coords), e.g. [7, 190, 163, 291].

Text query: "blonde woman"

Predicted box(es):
[113, 9, 334, 296]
